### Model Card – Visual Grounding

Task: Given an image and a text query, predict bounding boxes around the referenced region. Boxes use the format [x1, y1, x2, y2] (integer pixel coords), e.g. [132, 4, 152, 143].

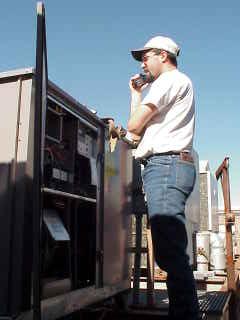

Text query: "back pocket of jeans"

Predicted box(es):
[176, 160, 196, 194]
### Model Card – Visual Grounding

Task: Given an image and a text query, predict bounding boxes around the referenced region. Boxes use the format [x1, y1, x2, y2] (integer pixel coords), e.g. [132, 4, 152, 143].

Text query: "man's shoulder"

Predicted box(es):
[175, 70, 193, 86]
[151, 69, 193, 92]
[157, 69, 192, 84]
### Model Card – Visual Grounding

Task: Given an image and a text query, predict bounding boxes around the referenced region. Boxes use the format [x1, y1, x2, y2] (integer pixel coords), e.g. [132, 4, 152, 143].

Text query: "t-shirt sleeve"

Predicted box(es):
[142, 75, 177, 111]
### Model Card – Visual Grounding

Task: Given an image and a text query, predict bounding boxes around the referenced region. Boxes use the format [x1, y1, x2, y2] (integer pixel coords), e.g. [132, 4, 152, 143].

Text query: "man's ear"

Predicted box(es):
[160, 50, 168, 62]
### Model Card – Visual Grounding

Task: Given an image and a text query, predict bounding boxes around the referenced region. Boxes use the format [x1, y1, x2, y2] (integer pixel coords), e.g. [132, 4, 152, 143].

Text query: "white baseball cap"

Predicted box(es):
[131, 36, 180, 61]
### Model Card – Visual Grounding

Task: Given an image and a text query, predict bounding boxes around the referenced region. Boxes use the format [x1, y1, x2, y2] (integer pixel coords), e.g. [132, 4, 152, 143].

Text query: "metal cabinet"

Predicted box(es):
[0, 69, 132, 320]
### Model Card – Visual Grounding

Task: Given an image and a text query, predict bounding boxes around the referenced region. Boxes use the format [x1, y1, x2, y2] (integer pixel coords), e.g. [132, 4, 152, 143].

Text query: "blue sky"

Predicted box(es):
[0, 1, 239, 208]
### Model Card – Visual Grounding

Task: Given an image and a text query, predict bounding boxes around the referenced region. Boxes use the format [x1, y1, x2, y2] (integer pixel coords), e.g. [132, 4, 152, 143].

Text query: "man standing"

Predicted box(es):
[128, 36, 200, 320]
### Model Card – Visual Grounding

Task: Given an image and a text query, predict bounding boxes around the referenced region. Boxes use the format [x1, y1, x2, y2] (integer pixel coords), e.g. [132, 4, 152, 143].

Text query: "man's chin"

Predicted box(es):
[146, 72, 155, 83]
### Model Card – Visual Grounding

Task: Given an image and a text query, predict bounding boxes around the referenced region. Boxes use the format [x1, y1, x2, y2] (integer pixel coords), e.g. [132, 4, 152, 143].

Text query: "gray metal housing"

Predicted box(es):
[0, 68, 132, 320]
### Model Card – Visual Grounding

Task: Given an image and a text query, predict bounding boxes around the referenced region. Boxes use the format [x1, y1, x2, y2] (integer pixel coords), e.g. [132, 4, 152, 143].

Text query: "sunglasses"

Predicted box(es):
[141, 50, 162, 62]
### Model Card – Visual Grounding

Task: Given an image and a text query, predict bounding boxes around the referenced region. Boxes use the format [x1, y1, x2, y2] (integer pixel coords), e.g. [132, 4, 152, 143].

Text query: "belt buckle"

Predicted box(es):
[180, 152, 194, 163]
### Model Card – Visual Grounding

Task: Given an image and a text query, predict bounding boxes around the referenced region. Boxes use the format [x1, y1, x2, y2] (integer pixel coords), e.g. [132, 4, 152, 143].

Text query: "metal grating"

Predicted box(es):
[198, 291, 231, 314]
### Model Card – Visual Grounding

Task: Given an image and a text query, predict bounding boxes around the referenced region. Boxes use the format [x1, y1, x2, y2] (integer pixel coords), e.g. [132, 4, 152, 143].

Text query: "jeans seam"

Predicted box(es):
[163, 164, 170, 214]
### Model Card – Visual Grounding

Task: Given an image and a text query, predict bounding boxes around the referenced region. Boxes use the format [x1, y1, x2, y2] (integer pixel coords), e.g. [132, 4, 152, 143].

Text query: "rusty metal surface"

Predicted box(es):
[103, 139, 132, 287]
[215, 157, 235, 292]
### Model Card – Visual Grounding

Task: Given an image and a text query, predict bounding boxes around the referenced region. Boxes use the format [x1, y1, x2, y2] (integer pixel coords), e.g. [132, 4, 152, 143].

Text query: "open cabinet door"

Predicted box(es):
[33, 2, 48, 319]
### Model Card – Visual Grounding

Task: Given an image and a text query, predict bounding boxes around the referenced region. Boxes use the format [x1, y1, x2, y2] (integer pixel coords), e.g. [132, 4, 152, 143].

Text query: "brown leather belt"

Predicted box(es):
[179, 152, 194, 163]
[141, 151, 194, 165]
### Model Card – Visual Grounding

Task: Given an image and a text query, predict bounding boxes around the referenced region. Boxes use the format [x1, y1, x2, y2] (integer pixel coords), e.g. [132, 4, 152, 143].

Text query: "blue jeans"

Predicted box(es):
[142, 155, 200, 319]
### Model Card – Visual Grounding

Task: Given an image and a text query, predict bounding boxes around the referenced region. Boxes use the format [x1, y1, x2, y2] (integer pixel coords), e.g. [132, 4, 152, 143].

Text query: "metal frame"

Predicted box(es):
[47, 94, 100, 132]
[95, 127, 105, 288]
[215, 157, 235, 291]
[33, 3, 48, 319]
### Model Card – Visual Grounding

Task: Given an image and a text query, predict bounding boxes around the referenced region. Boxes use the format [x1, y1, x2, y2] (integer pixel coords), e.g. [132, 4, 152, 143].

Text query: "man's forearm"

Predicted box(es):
[130, 92, 142, 115]
[128, 80, 156, 136]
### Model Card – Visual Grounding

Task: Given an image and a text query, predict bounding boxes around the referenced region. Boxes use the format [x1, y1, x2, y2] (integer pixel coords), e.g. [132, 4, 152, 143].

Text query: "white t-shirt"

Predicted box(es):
[134, 69, 195, 159]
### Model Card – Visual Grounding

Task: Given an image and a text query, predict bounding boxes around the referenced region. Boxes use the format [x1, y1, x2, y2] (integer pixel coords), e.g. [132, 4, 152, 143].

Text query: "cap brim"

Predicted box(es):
[131, 48, 152, 61]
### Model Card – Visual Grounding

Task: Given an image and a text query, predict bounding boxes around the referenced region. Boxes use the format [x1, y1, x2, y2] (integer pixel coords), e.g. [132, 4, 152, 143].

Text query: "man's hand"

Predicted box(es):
[127, 74, 157, 135]
[129, 74, 148, 93]
[127, 131, 142, 142]
[116, 125, 142, 142]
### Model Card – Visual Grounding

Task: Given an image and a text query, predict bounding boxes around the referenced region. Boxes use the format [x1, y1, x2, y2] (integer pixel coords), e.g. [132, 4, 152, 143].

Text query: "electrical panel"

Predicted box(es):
[44, 98, 98, 198]
[42, 96, 99, 296]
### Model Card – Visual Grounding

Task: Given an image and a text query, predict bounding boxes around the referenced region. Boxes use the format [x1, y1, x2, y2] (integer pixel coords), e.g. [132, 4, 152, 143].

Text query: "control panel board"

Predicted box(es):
[44, 98, 98, 198]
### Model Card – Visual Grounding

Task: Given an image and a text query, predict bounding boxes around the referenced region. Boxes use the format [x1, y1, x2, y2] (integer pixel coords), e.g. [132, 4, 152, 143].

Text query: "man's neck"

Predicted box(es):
[161, 64, 177, 73]
[155, 64, 177, 80]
